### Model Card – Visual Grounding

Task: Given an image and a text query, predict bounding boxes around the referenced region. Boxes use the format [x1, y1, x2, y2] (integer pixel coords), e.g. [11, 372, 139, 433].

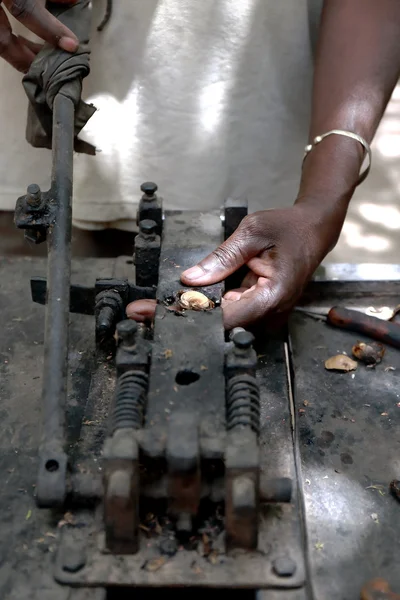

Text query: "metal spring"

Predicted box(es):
[112, 370, 148, 432]
[226, 374, 260, 435]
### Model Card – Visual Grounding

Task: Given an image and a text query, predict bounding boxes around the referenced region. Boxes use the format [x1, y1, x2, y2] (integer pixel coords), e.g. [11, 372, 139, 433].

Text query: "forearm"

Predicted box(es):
[297, 0, 400, 215]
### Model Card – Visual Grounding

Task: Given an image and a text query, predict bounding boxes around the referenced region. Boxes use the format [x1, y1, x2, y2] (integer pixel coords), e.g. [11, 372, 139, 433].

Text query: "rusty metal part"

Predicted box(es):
[137, 181, 163, 236]
[225, 329, 260, 551]
[103, 431, 140, 555]
[390, 479, 400, 502]
[134, 219, 161, 288]
[361, 578, 400, 600]
[16, 92, 76, 508]
[167, 412, 201, 526]
[103, 319, 150, 553]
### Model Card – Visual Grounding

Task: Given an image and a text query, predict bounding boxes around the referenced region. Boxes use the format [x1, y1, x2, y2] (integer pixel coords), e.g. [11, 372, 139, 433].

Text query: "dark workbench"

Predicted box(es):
[0, 256, 399, 600]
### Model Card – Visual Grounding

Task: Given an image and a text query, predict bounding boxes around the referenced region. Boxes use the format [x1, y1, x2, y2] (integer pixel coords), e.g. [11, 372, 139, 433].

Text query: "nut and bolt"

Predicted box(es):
[140, 181, 158, 199]
[61, 545, 86, 574]
[272, 556, 297, 577]
[116, 319, 137, 347]
[26, 183, 42, 208]
[159, 536, 178, 557]
[231, 329, 254, 350]
[139, 219, 157, 238]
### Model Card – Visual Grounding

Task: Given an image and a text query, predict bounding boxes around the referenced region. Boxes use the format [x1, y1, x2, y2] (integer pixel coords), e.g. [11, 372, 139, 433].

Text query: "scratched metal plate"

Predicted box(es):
[288, 288, 400, 600]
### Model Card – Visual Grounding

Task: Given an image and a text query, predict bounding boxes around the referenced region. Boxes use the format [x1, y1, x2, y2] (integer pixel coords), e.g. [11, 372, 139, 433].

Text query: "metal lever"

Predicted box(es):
[35, 93, 74, 508]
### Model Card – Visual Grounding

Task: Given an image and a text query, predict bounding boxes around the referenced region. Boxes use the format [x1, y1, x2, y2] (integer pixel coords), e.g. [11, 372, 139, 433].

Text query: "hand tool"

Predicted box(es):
[295, 306, 400, 349]
[361, 578, 400, 600]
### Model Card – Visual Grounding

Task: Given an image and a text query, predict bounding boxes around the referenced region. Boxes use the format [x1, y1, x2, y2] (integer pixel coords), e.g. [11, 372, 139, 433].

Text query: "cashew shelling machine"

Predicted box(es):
[3, 86, 399, 600]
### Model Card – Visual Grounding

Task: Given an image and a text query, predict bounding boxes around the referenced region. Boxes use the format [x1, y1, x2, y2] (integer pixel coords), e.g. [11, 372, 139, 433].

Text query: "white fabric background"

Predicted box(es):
[0, 0, 321, 230]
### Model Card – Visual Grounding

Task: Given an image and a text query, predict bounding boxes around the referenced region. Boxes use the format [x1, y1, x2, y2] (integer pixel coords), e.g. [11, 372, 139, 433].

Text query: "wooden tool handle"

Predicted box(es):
[327, 307, 400, 349]
[361, 578, 400, 600]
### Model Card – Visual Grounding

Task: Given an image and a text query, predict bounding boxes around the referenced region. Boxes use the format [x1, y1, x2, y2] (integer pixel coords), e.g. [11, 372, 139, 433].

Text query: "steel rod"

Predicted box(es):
[36, 92, 74, 507]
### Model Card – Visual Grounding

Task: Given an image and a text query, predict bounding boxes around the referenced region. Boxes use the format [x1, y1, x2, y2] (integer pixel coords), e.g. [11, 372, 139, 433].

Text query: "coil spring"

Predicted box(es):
[226, 374, 260, 435]
[112, 370, 148, 432]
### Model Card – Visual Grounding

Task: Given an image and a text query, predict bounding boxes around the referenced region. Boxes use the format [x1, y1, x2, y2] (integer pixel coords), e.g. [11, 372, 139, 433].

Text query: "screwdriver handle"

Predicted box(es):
[327, 307, 400, 349]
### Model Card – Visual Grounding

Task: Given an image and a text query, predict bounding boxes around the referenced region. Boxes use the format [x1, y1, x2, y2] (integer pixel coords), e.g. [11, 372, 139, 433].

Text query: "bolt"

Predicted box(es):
[232, 329, 254, 350]
[140, 181, 158, 198]
[106, 469, 131, 503]
[26, 183, 42, 207]
[159, 536, 178, 557]
[176, 512, 192, 534]
[97, 306, 115, 333]
[117, 319, 137, 346]
[272, 556, 296, 577]
[232, 475, 255, 511]
[62, 550, 86, 574]
[139, 219, 157, 237]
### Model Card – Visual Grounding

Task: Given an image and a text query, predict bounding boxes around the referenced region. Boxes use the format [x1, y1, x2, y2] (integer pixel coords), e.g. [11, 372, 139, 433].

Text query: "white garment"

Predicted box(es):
[0, 0, 322, 230]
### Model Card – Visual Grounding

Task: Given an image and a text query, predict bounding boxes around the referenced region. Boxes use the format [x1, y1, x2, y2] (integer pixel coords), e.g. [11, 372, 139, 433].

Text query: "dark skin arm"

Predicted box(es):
[0, 0, 78, 73]
[127, 0, 400, 330]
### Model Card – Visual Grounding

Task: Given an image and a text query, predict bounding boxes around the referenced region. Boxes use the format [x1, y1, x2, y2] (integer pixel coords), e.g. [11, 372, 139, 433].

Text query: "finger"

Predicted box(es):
[222, 277, 282, 330]
[222, 287, 247, 303]
[181, 228, 260, 287]
[3, 0, 78, 52]
[0, 7, 35, 71]
[240, 270, 258, 289]
[126, 299, 157, 322]
[18, 34, 42, 54]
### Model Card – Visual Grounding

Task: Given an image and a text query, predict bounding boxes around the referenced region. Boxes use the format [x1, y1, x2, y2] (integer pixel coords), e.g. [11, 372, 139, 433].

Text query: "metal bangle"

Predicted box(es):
[303, 129, 372, 185]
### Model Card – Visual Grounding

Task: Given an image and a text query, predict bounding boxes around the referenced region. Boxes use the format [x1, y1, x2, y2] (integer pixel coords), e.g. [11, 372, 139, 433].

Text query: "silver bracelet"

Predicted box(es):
[303, 129, 372, 185]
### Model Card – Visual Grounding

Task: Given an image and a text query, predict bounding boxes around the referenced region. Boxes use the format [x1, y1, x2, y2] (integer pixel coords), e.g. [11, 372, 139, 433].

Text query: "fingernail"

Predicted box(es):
[59, 36, 79, 52]
[182, 266, 204, 281]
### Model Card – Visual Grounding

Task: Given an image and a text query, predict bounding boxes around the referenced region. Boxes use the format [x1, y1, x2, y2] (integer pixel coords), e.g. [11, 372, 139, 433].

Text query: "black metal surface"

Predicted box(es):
[224, 198, 248, 292]
[289, 309, 400, 600]
[143, 209, 226, 432]
[137, 182, 163, 236]
[134, 219, 161, 288]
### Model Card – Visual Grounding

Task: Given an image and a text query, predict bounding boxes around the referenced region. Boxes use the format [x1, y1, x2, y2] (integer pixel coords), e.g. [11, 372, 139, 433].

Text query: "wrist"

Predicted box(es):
[292, 197, 347, 261]
[297, 132, 365, 208]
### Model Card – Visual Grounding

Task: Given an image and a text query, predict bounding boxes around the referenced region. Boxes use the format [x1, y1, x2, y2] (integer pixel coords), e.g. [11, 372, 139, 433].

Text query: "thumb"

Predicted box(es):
[181, 225, 257, 286]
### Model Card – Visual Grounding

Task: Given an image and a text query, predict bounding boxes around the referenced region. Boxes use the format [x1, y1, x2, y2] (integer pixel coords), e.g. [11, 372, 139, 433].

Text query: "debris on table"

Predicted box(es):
[324, 354, 357, 372]
[370, 513, 379, 523]
[352, 341, 385, 367]
[361, 577, 400, 600]
[390, 479, 400, 502]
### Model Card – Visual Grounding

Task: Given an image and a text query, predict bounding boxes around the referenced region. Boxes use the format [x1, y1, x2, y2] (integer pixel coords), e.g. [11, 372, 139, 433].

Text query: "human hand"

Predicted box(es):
[0, 0, 78, 73]
[126, 203, 343, 330]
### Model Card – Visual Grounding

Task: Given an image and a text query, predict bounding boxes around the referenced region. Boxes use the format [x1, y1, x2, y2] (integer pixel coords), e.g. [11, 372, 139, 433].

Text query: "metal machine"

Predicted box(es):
[2, 2, 400, 598]
[7, 85, 400, 600]
[13, 89, 302, 592]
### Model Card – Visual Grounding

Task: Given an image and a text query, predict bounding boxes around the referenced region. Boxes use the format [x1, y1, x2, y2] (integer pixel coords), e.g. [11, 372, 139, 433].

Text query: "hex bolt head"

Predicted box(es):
[139, 219, 157, 235]
[140, 181, 158, 197]
[159, 536, 178, 557]
[272, 556, 297, 577]
[62, 545, 86, 574]
[232, 329, 254, 349]
[116, 319, 137, 346]
[26, 183, 42, 207]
